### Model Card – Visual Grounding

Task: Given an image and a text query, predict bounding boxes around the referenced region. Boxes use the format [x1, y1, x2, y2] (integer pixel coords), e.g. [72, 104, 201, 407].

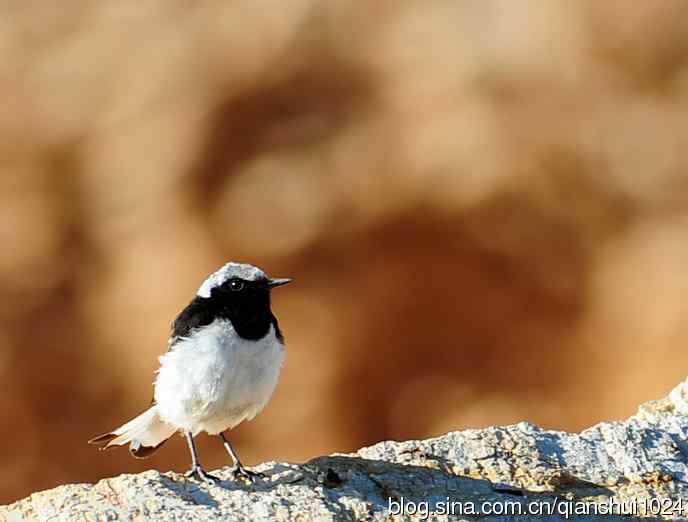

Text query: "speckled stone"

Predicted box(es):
[5, 380, 688, 521]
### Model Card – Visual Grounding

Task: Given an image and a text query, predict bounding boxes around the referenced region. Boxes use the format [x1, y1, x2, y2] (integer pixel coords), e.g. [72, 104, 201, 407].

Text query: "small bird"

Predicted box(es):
[89, 262, 292, 483]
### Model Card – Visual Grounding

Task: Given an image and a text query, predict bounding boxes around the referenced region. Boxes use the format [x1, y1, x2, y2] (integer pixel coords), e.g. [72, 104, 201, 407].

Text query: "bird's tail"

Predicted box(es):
[88, 406, 176, 459]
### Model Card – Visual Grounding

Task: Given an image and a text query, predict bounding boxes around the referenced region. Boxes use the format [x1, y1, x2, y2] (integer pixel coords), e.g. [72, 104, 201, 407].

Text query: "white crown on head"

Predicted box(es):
[197, 262, 267, 298]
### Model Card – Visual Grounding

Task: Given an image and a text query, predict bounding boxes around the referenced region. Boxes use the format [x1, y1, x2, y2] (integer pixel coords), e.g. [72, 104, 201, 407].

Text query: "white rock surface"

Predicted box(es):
[5, 380, 688, 521]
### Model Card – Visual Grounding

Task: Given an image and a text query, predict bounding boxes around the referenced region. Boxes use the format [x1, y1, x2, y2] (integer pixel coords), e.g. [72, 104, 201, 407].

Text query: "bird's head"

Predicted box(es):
[197, 262, 292, 301]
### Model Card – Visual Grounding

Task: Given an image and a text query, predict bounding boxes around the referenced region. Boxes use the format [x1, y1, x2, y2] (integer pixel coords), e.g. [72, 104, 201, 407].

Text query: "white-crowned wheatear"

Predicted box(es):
[89, 262, 292, 483]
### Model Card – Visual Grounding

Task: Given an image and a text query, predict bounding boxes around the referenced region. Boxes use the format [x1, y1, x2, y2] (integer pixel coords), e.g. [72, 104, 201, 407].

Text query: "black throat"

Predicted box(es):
[171, 283, 283, 344]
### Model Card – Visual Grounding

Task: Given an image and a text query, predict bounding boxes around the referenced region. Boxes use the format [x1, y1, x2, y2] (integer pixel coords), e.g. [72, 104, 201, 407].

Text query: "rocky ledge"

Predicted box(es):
[5, 380, 688, 521]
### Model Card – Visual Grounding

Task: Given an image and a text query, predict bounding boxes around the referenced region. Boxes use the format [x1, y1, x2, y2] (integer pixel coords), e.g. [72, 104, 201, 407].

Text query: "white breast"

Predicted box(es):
[154, 319, 284, 435]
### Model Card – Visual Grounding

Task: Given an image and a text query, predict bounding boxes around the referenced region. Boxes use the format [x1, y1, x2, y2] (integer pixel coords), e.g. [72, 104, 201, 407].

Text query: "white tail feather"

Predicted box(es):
[105, 406, 176, 453]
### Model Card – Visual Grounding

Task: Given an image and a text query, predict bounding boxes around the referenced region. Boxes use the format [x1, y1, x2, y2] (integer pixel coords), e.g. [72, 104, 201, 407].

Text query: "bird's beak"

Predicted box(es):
[267, 278, 292, 288]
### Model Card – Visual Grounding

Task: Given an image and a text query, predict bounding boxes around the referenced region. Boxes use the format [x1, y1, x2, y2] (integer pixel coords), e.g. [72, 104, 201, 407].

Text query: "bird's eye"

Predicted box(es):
[229, 279, 245, 292]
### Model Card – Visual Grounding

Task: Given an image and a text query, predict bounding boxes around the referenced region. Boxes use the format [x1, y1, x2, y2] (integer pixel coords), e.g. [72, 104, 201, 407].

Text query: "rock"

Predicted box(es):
[5, 381, 688, 521]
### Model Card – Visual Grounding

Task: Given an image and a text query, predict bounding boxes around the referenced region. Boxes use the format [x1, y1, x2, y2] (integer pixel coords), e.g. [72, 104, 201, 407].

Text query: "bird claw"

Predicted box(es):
[233, 465, 264, 483]
[185, 466, 220, 484]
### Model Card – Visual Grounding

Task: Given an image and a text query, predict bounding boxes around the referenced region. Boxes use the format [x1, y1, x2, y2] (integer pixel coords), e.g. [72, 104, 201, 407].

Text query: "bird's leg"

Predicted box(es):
[219, 432, 264, 482]
[184, 431, 219, 483]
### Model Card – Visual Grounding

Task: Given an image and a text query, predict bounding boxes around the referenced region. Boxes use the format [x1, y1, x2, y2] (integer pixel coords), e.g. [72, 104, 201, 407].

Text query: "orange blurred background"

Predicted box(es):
[3, 0, 688, 504]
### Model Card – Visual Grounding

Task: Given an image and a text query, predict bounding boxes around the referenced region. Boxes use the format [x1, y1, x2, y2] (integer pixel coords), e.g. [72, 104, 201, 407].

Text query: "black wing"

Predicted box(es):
[148, 297, 218, 405]
[168, 297, 217, 349]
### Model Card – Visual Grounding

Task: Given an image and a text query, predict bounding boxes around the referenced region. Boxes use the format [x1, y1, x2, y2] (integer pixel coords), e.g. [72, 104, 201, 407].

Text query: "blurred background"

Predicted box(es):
[3, 0, 688, 504]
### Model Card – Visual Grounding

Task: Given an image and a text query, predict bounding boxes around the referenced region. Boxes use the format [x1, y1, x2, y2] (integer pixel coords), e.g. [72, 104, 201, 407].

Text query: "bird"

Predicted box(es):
[88, 261, 292, 483]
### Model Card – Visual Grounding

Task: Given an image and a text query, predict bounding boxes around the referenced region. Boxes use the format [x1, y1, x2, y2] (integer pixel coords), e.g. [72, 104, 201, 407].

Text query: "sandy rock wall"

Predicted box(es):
[2, 0, 688, 503]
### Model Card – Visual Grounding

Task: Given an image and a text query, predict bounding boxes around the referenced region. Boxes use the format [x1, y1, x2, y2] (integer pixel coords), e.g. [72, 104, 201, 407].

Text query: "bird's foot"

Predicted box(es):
[232, 464, 265, 483]
[185, 466, 220, 484]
